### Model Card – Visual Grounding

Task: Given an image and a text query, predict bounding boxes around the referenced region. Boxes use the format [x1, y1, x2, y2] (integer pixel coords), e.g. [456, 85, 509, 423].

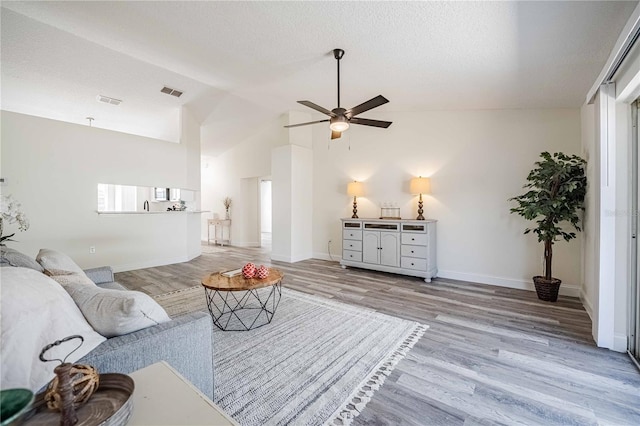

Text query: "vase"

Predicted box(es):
[225, 209, 230, 220]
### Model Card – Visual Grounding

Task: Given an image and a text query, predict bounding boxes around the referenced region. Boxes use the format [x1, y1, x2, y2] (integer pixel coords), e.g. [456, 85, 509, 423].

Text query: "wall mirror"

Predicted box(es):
[98, 184, 195, 212]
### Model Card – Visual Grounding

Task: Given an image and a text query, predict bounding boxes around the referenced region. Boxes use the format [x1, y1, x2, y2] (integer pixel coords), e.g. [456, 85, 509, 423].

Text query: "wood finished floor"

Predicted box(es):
[116, 246, 640, 426]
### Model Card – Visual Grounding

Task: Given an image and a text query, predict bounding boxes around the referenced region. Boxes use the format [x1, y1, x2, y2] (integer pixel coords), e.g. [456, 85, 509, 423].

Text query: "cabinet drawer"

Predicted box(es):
[343, 230, 362, 240]
[401, 257, 427, 271]
[402, 223, 427, 233]
[343, 240, 362, 251]
[401, 245, 427, 258]
[343, 221, 362, 229]
[402, 233, 427, 246]
[343, 250, 362, 262]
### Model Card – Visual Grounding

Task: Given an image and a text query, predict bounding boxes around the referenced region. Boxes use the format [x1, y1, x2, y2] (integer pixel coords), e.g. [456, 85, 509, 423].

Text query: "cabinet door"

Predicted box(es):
[380, 232, 400, 267]
[362, 231, 380, 264]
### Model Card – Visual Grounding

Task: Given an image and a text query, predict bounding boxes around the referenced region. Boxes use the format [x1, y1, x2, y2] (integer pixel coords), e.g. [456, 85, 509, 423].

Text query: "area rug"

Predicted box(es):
[154, 285, 428, 426]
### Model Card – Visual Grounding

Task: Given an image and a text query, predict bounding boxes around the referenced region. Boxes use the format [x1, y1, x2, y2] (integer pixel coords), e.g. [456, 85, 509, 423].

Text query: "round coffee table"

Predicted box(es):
[201, 268, 283, 331]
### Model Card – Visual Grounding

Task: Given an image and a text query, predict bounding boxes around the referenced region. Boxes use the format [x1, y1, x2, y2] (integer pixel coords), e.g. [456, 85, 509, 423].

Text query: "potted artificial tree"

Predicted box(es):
[509, 152, 587, 302]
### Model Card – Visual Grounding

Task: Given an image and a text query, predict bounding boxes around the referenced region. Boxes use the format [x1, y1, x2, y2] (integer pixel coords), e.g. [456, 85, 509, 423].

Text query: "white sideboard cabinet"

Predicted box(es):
[340, 218, 437, 282]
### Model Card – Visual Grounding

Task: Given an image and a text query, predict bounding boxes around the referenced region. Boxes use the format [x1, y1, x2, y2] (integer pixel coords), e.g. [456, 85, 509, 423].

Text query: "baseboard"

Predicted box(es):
[112, 255, 190, 273]
[436, 270, 581, 298]
[580, 290, 594, 320]
[613, 333, 628, 353]
[271, 252, 313, 263]
[270, 253, 290, 262]
[233, 241, 261, 248]
[312, 251, 341, 262]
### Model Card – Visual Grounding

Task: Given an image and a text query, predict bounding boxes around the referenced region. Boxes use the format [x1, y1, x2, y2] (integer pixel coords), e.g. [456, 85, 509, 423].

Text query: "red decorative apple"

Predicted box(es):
[242, 263, 256, 279]
[256, 265, 269, 279]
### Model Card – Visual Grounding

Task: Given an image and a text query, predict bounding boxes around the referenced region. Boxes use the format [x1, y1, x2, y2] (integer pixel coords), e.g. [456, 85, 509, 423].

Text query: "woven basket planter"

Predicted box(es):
[533, 276, 562, 302]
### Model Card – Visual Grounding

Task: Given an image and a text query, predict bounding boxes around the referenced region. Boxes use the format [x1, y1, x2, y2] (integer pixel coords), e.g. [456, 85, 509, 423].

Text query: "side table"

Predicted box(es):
[128, 361, 237, 426]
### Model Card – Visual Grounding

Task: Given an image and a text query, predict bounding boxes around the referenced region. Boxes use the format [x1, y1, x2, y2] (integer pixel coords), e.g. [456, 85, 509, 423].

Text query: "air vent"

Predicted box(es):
[96, 95, 122, 105]
[161, 86, 183, 97]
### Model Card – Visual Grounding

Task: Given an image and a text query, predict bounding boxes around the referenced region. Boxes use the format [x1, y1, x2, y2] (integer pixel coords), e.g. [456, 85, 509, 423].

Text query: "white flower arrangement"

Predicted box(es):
[1, 195, 29, 244]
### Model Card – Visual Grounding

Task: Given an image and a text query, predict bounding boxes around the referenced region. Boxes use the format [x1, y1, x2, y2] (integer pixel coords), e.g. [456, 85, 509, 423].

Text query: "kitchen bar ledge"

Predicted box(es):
[97, 210, 210, 215]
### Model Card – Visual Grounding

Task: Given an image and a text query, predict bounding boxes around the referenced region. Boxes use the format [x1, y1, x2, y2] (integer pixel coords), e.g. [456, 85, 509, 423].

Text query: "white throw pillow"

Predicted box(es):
[52, 274, 171, 338]
[0, 267, 106, 391]
[36, 248, 87, 277]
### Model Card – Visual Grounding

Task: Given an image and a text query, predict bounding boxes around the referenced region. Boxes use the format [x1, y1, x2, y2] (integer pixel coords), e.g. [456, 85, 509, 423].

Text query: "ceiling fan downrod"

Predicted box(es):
[334, 48, 344, 108]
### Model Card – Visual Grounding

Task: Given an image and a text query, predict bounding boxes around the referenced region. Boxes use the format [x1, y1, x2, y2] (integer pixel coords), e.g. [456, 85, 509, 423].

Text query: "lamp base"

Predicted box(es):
[416, 199, 425, 220]
[352, 198, 358, 219]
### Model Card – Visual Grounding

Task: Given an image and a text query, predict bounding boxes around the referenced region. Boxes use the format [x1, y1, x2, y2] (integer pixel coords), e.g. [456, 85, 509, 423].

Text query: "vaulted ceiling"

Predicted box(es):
[1, 1, 636, 156]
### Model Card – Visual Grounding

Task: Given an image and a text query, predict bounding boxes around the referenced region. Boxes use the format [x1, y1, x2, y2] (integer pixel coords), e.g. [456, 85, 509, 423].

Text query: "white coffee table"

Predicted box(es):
[128, 361, 237, 425]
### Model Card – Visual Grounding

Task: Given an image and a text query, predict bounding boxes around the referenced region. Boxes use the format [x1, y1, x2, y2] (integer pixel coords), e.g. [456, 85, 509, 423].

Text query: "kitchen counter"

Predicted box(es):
[97, 210, 210, 215]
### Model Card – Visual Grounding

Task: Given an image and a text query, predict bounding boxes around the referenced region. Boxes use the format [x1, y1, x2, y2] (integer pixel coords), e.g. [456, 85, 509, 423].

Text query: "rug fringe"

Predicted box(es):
[326, 322, 429, 426]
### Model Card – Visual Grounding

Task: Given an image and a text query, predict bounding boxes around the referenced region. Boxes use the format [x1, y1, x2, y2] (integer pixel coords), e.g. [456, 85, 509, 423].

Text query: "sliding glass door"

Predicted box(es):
[630, 101, 640, 369]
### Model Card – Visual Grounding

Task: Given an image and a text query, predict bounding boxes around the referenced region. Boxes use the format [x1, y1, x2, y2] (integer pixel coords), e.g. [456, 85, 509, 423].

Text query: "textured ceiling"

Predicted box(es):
[1, 1, 637, 155]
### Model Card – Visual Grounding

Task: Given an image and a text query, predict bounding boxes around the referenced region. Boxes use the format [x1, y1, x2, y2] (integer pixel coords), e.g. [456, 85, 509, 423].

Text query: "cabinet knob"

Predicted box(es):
[411, 263, 414, 266]
[411, 250, 414, 253]
[411, 238, 415, 241]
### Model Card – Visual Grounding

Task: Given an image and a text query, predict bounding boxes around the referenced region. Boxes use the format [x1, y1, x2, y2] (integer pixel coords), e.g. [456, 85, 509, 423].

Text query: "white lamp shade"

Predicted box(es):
[347, 181, 364, 197]
[410, 177, 431, 195]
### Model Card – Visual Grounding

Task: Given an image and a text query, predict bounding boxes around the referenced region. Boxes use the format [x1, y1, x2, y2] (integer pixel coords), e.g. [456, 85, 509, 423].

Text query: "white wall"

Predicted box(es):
[182, 107, 203, 260]
[271, 144, 313, 262]
[199, 107, 583, 295]
[312, 108, 583, 295]
[0, 109, 201, 272]
[237, 177, 260, 246]
[260, 180, 272, 233]
[200, 117, 287, 246]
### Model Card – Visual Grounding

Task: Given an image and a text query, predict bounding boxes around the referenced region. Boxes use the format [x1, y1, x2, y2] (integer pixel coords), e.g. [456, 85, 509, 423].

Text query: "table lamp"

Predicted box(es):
[347, 181, 364, 218]
[410, 176, 431, 220]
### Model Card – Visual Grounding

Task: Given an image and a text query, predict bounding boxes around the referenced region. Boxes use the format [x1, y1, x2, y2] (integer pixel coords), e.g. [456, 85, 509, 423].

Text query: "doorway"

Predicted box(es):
[260, 179, 272, 249]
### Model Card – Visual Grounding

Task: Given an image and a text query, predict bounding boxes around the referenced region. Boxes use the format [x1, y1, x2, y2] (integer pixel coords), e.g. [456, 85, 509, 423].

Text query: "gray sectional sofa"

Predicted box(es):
[0, 248, 214, 399]
[79, 266, 214, 398]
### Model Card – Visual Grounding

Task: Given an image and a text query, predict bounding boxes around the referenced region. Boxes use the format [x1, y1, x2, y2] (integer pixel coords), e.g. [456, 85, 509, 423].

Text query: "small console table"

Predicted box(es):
[340, 218, 437, 282]
[208, 219, 231, 246]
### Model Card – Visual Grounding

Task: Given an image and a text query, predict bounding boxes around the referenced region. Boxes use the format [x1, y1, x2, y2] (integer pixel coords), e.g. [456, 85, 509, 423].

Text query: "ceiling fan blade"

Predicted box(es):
[346, 95, 389, 118]
[284, 119, 329, 128]
[298, 101, 336, 117]
[331, 130, 342, 140]
[349, 117, 393, 128]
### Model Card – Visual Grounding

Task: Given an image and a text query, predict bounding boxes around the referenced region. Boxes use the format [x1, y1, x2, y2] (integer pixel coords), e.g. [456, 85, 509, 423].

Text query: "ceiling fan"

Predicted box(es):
[284, 48, 392, 139]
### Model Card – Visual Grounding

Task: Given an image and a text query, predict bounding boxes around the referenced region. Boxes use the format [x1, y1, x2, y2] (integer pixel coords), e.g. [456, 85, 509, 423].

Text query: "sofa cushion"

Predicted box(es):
[52, 274, 171, 338]
[0, 267, 106, 391]
[36, 248, 86, 277]
[0, 246, 44, 272]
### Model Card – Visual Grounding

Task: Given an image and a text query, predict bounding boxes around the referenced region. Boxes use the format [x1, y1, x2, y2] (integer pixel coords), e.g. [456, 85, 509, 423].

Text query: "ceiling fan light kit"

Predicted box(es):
[329, 115, 349, 132]
[285, 48, 392, 139]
